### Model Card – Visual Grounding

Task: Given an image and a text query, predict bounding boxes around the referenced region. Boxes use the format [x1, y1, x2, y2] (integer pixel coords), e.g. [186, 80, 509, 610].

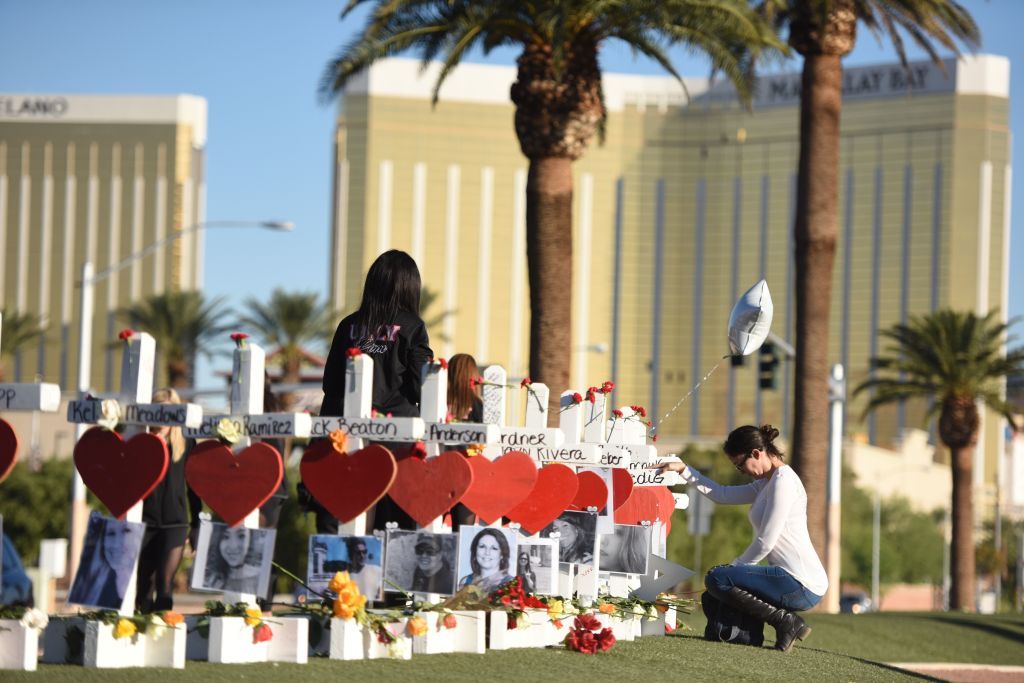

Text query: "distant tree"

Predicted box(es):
[239, 290, 334, 386]
[121, 291, 233, 388]
[0, 310, 44, 382]
[855, 310, 1024, 611]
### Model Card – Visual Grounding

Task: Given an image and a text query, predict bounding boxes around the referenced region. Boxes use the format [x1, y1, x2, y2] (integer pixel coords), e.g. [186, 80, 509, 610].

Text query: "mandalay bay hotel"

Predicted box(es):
[329, 54, 1011, 496]
[0, 95, 206, 455]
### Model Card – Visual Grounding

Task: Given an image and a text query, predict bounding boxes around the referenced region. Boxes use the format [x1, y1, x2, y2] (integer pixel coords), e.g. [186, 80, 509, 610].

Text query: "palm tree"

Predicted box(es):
[239, 289, 334, 386]
[854, 310, 1024, 611]
[0, 310, 44, 382]
[320, 0, 777, 418]
[120, 291, 233, 388]
[761, 0, 979, 554]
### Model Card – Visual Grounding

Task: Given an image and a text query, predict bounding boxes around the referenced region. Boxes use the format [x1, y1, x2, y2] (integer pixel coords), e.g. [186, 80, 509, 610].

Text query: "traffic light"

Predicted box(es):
[759, 342, 779, 390]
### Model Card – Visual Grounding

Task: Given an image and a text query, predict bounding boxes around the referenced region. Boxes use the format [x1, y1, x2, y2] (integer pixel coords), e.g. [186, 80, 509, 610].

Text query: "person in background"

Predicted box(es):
[137, 387, 194, 612]
[516, 550, 536, 594]
[445, 352, 483, 528]
[314, 250, 433, 533]
[652, 424, 827, 652]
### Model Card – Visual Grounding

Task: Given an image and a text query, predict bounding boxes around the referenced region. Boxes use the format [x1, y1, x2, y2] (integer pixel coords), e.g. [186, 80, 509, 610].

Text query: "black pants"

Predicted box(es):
[136, 526, 188, 613]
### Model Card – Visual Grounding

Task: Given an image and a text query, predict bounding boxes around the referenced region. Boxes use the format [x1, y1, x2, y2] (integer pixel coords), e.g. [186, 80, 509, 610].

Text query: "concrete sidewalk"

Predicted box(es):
[891, 663, 1024, 682]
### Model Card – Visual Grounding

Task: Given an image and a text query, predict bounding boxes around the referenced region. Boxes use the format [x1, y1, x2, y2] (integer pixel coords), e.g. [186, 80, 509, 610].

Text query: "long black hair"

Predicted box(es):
[356, 250, 422, 342]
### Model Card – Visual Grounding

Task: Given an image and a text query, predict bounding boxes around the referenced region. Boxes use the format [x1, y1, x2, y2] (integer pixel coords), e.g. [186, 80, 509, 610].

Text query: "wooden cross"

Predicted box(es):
[66, 331, 206, 615]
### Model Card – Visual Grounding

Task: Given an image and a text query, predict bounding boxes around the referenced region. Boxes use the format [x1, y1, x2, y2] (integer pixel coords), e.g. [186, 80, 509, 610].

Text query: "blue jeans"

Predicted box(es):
[705, 565, 822, 612]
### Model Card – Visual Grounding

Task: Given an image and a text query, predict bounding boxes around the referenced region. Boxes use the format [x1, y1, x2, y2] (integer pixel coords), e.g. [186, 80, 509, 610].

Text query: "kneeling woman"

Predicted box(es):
[655, 425, 827, 652]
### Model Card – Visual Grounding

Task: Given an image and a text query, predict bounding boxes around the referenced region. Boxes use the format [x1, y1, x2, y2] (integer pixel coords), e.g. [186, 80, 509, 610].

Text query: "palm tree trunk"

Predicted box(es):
[167, 359, 189, 389]
[791, 53, 842, 557]
[950, 444, 976, 611]
[526, 157, 573, 424]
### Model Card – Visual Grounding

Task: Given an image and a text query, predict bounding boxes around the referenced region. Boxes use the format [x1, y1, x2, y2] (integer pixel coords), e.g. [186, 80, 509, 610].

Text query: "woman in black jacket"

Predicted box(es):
[314, 250, 433, 532]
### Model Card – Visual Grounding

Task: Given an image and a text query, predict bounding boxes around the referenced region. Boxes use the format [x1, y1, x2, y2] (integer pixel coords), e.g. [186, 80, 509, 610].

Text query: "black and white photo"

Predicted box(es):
[516, 537, 558, 595]
[598, 524, 652, 574]
[68, 512, 145, 611]
[456, 526, 517, 593]
[308, 534, 383, 600]
[542, 510, 597, 566]
[191, 521, 276, 596]
[383, 530, 456, 595]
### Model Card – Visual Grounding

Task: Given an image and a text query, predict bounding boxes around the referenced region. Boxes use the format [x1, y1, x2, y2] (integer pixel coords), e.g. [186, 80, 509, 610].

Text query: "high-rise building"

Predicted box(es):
[0, 94, 207, 392]
[329, 55, 1010, 487]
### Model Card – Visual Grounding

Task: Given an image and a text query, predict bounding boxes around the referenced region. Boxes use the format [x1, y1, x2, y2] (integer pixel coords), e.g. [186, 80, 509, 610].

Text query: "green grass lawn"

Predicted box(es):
[9, 611, 1024, 682]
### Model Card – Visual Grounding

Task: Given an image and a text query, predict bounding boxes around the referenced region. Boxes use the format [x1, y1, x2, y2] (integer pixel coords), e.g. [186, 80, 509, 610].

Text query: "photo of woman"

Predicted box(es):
[598, 524, 652, 574]
[191, 522, 276, 596]
[542, 511, 597, 566]
[516, 538, 558, 595]
[456, 526, 517, 593]
[68, 513, 145, 611]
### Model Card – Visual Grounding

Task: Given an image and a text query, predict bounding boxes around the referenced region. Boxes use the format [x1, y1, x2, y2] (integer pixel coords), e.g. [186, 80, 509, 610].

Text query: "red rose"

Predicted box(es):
[631, 405, 647, 418]
[118, 329, 135, 341]
[586, 387, 597, 404]
[652, 435, 659, 443]
[612, 409, 624, 418]
[600, 381, 615, 394]
[596, 627, 616, 651]
[230, 332, 249, 343]
[574, 613, 602, 632]
[252, 623, 273, 644]
[411, 441, 427, 460]
[571, 393, 583, 405]
[437, 357, 449, 370]
[520, 377, 532, 388]
[442, 613, 458, 629]
[507, 612, 517, 629]
[346, 347, 362, 357]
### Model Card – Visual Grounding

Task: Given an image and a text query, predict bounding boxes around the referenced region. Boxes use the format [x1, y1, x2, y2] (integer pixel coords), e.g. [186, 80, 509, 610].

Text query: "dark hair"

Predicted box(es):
[263, 371, 282, 413]
[357, 250, 421, 343]
[469, 528, 510, 575]
[447, 353, 480, 420]
[723, 424, 784, 460]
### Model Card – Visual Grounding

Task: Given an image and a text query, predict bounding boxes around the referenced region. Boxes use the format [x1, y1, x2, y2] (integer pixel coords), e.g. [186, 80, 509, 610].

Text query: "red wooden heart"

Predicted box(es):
[186, 441, 283, 527]
[506, 464, 579, 535]
[299, 441, 397, 524]
[568, 470, 608, 512]
[0, 418, 19, 484]
[73, 427, 168, 519]
[460, 451, 537, 525]
[614, 486, 675, 534]
[612, 468, 634, 511]
[389, 451, 474, 528]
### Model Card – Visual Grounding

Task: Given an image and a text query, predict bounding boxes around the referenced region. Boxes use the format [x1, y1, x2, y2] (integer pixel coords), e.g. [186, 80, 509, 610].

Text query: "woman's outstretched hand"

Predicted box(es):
[647, 460, 686, 474]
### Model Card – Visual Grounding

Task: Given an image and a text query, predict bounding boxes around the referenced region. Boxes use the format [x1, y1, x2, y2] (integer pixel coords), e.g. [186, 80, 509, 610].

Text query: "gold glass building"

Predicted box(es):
[0, 94, 207, 392]
[330, 56, 1010, 485]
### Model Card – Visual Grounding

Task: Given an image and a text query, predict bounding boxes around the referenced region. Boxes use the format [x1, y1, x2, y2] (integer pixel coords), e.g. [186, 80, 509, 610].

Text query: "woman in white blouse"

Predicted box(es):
[654, 424, 827, 652]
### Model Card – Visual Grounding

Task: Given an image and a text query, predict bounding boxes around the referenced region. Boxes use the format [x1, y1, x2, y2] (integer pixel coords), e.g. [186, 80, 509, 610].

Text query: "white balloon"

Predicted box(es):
[728, 279, 773, 356]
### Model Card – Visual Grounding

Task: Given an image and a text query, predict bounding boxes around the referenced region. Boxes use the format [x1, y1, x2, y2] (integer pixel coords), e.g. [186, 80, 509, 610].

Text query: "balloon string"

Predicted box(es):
[649, 361, 723, 439]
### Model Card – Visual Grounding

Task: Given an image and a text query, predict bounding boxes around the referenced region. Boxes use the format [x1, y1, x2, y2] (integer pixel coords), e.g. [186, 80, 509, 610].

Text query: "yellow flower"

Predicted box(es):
[327, 571, 352, 594]
[244, 606, 262, 627]
[329, 429, 349, 454]
[598, 602, 616, 614]
[113, 618, 137, 639]
[406, 616, 428, 637]
[466, 443, 484, 458]
[547, 599, 564, 619]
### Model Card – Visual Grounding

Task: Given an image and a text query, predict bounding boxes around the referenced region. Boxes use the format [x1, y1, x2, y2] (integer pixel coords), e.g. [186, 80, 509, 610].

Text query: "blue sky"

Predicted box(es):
[1, 0, 1021, 392]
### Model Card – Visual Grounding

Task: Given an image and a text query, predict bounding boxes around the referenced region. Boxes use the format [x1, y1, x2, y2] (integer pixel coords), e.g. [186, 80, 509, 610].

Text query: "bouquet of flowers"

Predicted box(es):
[564, 613, 616, 654]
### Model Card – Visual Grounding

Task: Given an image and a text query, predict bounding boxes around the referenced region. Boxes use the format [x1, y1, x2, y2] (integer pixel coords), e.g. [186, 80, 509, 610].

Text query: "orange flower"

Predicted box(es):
[598, 603, 616, 615]
[160, 611, 184, 627]
[406, 616, 428, 637]
[333, 589, 367, 620]
[329, 429, 348, 454]
[466, 443, 484, 458]
[441, 613, 458, 630]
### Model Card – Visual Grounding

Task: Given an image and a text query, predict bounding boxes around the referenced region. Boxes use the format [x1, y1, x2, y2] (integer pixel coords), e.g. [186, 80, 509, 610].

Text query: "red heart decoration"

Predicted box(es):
[614, 486, 675, 534]
[506, 464, 579, 535]
[389, 451, 474, 528]
[0, 418, 19, 484]
[568, 470, 609, 512]
[299, 442, 397, 523]
[186, 441, 283, 527]
[612, 468, 634, 511]
[460, 451, 537, 524]
[73, 427, 168, 519]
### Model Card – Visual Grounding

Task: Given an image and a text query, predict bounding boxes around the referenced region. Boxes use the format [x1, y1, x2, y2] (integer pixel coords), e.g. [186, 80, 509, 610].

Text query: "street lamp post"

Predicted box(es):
[68, 219, 292, 580]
